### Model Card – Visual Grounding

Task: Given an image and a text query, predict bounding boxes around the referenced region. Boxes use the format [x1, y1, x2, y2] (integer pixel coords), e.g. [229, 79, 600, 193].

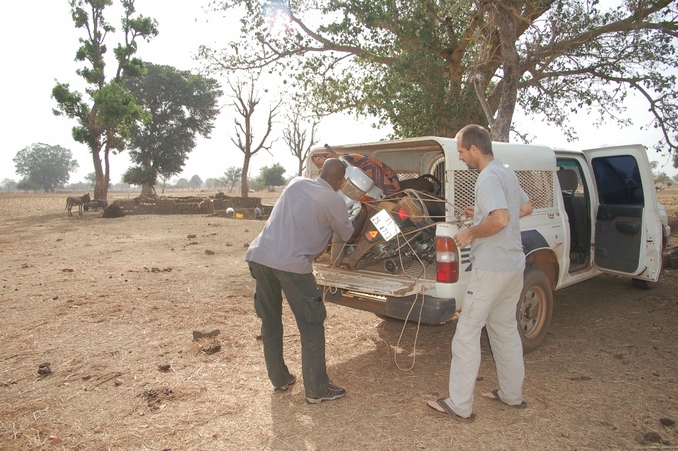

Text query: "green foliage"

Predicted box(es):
[13, 143, 79, 192]
[122, 166, 156, 187]
[259, 163, 287, 190]
[94, 81, 151, 141]
[84, 172, 97, 187]
[16, 179, 42, 192]
[654, 171, 672, 185]
[650, 160, 674, 185]
[1, 179, 17, 192]
[52, 0, 158, 200]
[205, 178, 221, 189]
[248, 177, 266, 192]
[174, 178, 189, 189]
[123, 63, 222, 190]
[222, 167, 243, 193]
[67, 181, 92, 191]
[189, 175, 203, 189]
[203, 0, 678, 152]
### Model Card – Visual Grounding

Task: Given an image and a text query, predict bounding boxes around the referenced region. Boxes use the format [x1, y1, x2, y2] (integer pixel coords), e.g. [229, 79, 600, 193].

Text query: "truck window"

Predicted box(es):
[430, 156, 445, 198]
[556, 159, 591, 270]
[591, 155, 644, 205]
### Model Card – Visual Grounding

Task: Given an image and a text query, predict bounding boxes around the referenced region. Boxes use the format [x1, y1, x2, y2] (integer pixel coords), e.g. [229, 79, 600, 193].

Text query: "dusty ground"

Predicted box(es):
[0, 189, 677, 450]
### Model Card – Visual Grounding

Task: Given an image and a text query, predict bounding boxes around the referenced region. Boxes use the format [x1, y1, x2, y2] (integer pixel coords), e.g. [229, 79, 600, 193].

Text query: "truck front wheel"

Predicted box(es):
[516, 268, 553, 353]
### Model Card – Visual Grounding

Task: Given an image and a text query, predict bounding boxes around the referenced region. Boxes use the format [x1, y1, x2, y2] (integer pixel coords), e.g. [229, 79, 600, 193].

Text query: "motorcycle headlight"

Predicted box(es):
[341, 178, 366, 201]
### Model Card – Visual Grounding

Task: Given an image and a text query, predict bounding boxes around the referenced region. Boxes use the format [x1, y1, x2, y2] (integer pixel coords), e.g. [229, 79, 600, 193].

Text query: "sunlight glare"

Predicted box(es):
[265, 0, 293, 37]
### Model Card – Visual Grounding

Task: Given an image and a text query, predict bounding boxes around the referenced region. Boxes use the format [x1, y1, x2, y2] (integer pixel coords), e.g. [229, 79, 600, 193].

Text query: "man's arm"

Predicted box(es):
[348, 205, 368, 243]
[454, 208, 509, 249]
[519, 200, 533, 218]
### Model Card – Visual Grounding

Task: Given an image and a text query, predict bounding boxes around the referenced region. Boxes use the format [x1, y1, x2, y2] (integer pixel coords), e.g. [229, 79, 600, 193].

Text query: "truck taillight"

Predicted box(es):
[436, 236, 459, 283]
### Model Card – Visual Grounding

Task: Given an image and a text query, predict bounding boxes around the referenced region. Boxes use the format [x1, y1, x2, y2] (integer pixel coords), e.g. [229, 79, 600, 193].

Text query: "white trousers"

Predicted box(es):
[444, 267, 525, 417]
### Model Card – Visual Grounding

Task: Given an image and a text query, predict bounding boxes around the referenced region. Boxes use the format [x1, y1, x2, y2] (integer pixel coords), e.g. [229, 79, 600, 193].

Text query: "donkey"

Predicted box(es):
[66, 193, 91, 217]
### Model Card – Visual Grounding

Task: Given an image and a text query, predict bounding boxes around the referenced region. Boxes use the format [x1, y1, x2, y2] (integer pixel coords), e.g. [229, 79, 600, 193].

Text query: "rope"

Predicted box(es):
[319, 188, 471, 370]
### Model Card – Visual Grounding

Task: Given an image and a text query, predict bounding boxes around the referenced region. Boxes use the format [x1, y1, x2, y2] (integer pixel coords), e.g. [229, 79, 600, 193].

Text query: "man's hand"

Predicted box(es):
[453, 209, 509, 248]
[453, 228, 473, 249]
[348, 204, 368, 243]
[347, 200, 362, 222]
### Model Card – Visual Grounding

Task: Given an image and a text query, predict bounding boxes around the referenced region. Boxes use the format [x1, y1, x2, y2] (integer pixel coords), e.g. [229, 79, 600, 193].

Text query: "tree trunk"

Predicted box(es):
[102, 146, 111, 201]
[241, 156, 250, 198]
[92, 148, 105, 201]
[140, 183, 156, 196]
[490, 2, 521, 143]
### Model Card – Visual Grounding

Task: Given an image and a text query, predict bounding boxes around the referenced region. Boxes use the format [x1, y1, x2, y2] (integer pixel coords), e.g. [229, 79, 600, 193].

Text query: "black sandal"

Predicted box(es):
[426, 399, 476, 422]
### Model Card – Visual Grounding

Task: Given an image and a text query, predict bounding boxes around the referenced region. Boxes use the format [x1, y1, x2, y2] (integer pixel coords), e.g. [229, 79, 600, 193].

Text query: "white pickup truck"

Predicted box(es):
[307, 136, 671, 352]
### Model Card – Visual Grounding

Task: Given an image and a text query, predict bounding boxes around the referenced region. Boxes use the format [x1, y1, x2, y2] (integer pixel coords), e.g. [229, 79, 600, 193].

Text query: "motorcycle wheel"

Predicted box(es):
[347, 226, 421, 270]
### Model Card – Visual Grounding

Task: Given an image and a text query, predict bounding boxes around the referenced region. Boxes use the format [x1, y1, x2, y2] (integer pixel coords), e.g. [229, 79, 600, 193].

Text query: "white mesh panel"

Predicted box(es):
[451, 170, 553, 215]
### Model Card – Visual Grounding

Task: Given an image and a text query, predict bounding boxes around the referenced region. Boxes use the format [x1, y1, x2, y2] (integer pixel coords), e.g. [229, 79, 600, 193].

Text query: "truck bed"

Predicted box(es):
[313, 252, 437, 298]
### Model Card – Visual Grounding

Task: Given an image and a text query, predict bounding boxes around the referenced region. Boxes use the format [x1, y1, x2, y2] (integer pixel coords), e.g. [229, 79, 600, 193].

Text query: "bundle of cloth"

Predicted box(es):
[311, 152, 401, 196]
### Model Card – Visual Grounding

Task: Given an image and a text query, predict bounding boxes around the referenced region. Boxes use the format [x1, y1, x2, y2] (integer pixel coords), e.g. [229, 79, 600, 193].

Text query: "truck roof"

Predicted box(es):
[318, 136, 557, 172]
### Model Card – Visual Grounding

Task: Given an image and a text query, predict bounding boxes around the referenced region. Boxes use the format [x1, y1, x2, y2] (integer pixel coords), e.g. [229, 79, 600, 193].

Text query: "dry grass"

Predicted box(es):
[0, 190, 677, 450]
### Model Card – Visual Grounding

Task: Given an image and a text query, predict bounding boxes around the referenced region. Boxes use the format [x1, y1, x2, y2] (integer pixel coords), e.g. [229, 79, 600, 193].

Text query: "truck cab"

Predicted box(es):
[307, 137, 670, 352]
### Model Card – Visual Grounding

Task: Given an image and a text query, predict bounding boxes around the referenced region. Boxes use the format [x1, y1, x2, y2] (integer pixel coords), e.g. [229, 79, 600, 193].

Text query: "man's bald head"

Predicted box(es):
[320, 158, 346, 191]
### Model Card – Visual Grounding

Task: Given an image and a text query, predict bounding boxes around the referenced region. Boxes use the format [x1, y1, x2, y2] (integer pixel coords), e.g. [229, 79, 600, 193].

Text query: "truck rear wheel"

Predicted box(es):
[517, 268, 553, 353]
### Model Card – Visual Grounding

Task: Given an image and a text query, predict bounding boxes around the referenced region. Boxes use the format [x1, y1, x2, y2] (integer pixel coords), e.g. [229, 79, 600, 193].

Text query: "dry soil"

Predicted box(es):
[0, 190, 677, 450]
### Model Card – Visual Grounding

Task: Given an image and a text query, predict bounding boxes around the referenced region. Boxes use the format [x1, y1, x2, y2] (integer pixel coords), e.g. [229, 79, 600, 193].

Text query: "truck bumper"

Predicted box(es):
[322, 290, 457, 324]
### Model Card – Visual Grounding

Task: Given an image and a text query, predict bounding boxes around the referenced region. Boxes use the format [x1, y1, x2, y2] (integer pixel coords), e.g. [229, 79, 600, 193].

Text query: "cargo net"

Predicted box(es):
[452, 169, 553, 215]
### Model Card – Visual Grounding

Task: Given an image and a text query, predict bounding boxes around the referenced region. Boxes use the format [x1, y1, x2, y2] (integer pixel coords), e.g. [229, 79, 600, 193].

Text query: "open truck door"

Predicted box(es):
[584, 145, 664, 283]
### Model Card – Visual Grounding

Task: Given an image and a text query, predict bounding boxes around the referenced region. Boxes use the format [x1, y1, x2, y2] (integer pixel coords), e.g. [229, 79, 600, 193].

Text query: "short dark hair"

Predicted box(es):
[320, 158, 346, 185]
[456, 124, 493, 156]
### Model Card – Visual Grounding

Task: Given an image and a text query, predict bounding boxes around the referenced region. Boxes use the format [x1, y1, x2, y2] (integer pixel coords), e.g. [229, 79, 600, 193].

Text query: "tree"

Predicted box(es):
[16, 179, 42, 192]
[650, 160, 673, 186]
[68, 181, 91, 191]
[122, 63, 222, 195]
[174, 177, 189, 190]
[113, 181, 132, 190]
[13, 143, 79, 192]
[189, 175, 203, 190]
[201, 1, 678, 153]
[282, 109, 319, 176]
[205, 177, 219, 189]
[260, 163, 287, 191]
[226, 73, 281, 197]
[159, 174, 170, 194]
[84, 172, 97, 187]
[654, 172, 672, 185]
[52, 0, 157, 202]
[1, 179, 17, 192]
[223, 166, 242, 193]
[248, 176, 266, 192]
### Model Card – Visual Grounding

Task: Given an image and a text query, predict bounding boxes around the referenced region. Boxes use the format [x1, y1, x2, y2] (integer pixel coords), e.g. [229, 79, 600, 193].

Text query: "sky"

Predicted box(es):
[1, 0, 676, 186]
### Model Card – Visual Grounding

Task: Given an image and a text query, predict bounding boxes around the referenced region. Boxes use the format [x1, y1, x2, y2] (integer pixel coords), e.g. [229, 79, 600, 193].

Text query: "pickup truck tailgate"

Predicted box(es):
[314, 261, 436, 297]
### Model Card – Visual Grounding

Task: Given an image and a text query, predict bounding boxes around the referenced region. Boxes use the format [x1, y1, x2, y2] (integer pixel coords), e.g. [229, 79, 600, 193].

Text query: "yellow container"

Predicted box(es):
[235, 213, 244, 219]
